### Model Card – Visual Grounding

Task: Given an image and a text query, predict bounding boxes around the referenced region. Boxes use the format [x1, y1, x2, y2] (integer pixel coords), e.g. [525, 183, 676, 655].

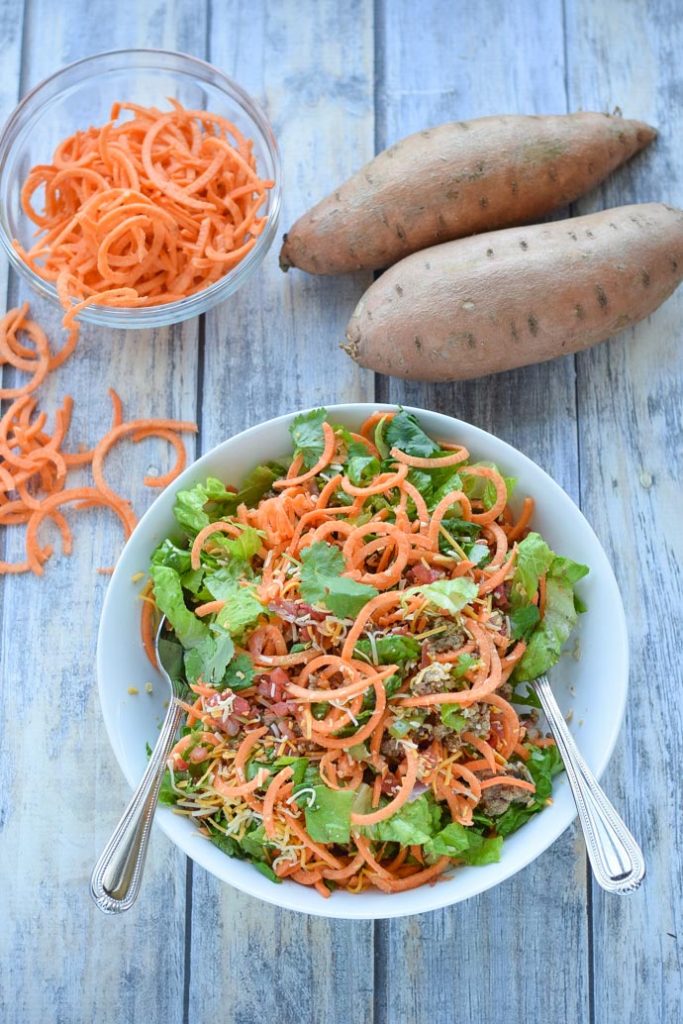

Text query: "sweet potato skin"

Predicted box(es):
[343, 203, 683, 381]
[280, 114, 656, 274]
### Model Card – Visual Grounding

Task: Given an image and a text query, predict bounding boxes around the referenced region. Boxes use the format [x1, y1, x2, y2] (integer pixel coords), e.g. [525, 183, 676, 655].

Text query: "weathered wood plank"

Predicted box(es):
[0, 0, 25, 306]
[373, 3, 590, 1022]
[0, 3, 207, 1022]
[565, 1, 683, 1019]
[186, 2, 375, 1022]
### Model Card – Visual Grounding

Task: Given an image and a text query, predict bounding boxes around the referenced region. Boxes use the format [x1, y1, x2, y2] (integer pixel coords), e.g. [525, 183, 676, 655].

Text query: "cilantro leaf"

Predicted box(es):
[300, 541, 378, 618]
[440, 705, 468, 731]
[222, 652, 256, 691]
[385, 409, 440, 458]
[346, 440, 381, 486]
[290, 408, 328, 469]
[354, 634, 421, 667]
[406, 577, 478, 614]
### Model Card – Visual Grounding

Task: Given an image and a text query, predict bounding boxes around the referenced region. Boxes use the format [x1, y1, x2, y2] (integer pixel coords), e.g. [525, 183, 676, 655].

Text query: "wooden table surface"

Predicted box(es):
[1, 1, 681, 1021]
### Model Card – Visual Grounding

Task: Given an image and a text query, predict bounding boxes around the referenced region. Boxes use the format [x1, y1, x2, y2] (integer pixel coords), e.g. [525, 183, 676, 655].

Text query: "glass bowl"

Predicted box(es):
[0, 49, 281, 329]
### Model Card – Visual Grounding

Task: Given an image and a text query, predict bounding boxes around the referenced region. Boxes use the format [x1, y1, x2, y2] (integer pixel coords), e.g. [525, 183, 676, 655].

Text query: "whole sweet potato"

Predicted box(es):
[280, 113, 656, 274]
[343, 203, 683, 381]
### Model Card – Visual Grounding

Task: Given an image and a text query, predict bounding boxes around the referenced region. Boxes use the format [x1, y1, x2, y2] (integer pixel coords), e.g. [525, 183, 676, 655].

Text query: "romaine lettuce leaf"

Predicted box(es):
[493, 744, 564, 835]
[509, 532, 554, 609]
[150, 564, 207, 649]
[300, 541, 378, 617]
[425, 822, 503, 865]
[300, 783, 355, 844]
[406, 577, 478, 614]
[215, 583, 265, 637]
[173, 477, 236, 534]
[362, 792, 443, 845]
[513, 556, 588, 681]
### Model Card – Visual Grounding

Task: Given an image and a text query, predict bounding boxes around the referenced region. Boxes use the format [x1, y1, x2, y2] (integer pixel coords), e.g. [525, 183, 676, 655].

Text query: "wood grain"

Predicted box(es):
[0, 3, 207, 1022]
[1, 0, 682, 1021]
[565, 1, 683, 1019]
[185, 3, 375, 1023]
[372, 2, 590, 1022]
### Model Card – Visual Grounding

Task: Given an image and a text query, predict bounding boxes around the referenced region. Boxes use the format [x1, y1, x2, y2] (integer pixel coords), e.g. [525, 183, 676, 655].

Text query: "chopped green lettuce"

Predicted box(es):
[150, 564, 208, 650]
[236, 463, 282, 507]
[509, 532, 554, 608]
[509, 604, 541, 641]
[299, 783, 355, 844]
[493, 744, 564, 836]
[300, 541, 378, 617]
[425, 822, 503, 865]
[406, 576, 478, 614]
[151, 538, 192, 574]
[183, 627, 235, 685]
[362, 792, 443, 845]
[513, 556, 589, 681]
[173, 477, 236, 534]
[215, 583, 265, 637]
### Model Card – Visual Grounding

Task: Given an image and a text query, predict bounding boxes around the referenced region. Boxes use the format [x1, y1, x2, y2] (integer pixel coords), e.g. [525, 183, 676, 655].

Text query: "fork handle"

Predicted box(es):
[534, 675, 645, 894]
[90, 699, 184, 914]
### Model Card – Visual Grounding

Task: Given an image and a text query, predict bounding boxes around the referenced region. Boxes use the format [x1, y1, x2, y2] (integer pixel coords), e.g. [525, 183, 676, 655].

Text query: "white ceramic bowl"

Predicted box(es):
[97, 404, 629, 919]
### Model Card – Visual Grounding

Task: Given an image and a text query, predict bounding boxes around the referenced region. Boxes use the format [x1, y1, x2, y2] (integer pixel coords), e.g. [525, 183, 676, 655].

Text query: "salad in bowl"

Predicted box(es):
[139, 407, 590, 899]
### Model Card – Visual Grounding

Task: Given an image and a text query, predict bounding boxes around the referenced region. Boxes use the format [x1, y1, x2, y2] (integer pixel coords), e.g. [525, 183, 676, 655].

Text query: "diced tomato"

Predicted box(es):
[407, 563, 446, 585]
[419, 644, 433, 668]
[270, 700, 298, 717]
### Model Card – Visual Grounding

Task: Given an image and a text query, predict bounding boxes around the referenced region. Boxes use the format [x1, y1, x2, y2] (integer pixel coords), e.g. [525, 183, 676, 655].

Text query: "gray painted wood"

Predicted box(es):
[186, 3, 375, 1022]
[565, 1, 683, 1020]
[0, 2, 206, 1022]
[373, 3, 589, 1021]
[1, 0, 681, 1021]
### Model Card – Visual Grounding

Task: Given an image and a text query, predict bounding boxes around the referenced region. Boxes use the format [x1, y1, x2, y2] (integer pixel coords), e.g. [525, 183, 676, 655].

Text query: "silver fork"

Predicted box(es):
[90, 616, 184, 914]
[533, 673, 645, 894]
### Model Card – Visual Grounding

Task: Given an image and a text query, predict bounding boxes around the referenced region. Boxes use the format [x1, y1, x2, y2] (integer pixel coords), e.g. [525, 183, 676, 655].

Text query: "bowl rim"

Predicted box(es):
[0, 47, 282, 327]
[96, 402, 629, 919]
